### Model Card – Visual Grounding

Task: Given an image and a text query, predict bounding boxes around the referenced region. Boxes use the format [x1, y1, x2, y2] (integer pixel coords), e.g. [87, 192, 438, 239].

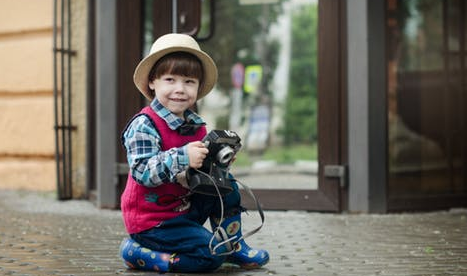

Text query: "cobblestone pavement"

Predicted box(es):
[1, 189, 467, 276]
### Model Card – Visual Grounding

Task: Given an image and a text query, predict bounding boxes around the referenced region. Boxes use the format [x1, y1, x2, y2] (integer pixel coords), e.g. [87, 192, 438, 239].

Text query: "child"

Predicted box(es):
[119, 33, 269, 273]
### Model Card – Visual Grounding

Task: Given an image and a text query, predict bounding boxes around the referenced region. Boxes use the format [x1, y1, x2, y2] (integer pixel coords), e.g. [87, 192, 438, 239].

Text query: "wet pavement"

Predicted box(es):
[1, 189, 467, 276]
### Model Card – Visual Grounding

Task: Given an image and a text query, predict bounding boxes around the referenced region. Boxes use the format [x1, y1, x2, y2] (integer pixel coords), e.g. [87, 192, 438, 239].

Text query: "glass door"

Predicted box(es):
[197, 0, 344, 210]
[199, 0, 320, 195]
[387, 0, 467, 210]
[142, 0, 345, 211]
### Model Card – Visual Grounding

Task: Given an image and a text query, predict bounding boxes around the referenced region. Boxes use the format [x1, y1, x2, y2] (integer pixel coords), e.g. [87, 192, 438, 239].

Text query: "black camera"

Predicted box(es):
[202, 130, 242, 168]
[186, 130, 242, 196]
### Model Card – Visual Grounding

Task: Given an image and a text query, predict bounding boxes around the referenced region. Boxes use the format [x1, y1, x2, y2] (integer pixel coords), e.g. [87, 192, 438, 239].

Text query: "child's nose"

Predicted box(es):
[175, 81, 185, 91]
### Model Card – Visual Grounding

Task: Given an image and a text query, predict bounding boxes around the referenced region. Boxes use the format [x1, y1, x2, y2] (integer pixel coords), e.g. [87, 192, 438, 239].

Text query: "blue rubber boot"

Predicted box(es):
[211, 214, 269, 269]
[119, 237, 173, 272]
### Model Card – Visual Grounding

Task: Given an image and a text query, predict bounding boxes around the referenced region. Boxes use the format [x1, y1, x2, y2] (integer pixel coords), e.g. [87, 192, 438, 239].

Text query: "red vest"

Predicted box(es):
[121, 106, 206, 234]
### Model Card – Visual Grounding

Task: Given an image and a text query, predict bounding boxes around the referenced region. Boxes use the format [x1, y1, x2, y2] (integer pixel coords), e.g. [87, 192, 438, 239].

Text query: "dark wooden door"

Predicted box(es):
[386, 0, 467, 211]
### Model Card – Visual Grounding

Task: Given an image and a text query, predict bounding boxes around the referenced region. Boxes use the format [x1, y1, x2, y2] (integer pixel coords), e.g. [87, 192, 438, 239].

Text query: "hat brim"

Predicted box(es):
[133, 46, 218, 101]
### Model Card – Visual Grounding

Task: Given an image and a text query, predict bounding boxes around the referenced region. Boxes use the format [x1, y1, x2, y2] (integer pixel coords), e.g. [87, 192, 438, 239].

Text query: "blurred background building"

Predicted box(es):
[0, 0, 466, 213]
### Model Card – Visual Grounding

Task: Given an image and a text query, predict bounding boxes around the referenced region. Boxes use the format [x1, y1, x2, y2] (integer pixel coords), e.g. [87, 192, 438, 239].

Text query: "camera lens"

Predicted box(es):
[216, 146, 235, 165]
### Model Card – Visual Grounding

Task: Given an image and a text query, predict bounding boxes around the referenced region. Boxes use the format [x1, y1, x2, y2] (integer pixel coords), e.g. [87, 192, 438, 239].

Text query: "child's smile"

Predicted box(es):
[149, 74, 199, 118]
[169, 97, 188, 102]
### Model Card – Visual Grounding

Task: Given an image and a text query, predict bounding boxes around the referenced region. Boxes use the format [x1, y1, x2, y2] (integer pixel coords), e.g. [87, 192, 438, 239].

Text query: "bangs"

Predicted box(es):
[149, 52, 203, 82]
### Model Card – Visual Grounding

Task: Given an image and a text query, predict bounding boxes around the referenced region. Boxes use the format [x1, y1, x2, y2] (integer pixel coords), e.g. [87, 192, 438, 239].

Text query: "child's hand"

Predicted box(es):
[186, 141, 209, 169]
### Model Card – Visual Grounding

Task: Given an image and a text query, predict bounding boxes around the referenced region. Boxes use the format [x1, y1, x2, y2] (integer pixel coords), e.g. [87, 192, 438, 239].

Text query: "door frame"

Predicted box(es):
[243, 0, 348, 211]
[107, 0, 348, 211]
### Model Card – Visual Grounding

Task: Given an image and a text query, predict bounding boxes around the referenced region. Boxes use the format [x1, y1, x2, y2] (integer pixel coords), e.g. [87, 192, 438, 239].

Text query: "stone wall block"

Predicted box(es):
[0, 35, 53, 92]
[0, 97, 54, 156]
[0, 0, 53, 33]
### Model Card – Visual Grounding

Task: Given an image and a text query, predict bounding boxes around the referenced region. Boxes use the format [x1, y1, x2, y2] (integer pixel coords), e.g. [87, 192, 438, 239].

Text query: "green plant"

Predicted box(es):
[283, 3, 318, 145]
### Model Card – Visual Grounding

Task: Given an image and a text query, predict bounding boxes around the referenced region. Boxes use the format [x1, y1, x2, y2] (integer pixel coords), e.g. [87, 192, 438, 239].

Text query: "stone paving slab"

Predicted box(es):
[0, 190, 466, 276]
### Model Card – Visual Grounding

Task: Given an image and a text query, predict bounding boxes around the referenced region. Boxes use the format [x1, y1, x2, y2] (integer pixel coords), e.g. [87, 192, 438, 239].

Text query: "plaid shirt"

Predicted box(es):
[122, 99, 205, 187]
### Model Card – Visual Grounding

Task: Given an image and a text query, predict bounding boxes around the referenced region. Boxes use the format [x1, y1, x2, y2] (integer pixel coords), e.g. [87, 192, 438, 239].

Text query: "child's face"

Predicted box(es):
[149, 74, 199, 118]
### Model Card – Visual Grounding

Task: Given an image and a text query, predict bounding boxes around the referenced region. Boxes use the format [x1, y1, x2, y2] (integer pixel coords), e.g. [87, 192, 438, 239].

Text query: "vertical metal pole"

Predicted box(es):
[347, 0, 369, 212]
[172, 0, 177, 32]
[60, 0, 68, 199]
[96, 0, 118, 208]
[347, 0, 387, 213]
[53, 0, 61, 199]
[85, 0, 95, 196]
[66, 0, 73, 199]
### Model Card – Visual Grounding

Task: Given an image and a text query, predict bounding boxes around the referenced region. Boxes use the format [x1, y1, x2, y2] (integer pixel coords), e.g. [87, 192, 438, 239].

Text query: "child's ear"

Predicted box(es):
[148, 80, 156, 90]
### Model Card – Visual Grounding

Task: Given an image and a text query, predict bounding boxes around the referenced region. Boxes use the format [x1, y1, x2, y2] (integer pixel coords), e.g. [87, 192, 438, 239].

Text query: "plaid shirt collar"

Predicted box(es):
[150, 98, 205, 131]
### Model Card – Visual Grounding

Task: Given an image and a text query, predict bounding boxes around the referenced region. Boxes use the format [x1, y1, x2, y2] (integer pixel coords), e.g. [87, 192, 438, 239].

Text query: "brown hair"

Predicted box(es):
[148, 52, 204, 87]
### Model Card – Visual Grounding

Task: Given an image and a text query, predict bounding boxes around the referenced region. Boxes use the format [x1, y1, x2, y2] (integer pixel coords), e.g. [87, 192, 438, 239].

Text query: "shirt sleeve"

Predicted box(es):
[122, 115, 190, 187]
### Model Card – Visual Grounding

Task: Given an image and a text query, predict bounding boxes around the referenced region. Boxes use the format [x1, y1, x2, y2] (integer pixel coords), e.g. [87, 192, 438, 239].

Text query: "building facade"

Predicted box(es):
[0, 0, 55, 191]
[1, 0, 465, 213]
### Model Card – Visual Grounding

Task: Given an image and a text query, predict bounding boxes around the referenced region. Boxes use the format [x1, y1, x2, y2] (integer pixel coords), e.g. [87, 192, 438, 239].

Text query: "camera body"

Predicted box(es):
[202, 129, 242, 169]
[187, 130, 242, 195]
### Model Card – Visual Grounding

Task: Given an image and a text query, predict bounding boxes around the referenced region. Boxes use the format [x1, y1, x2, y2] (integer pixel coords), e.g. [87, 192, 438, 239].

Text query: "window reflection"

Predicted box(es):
[197, 0, 319, 189]
[387, 0, 467, 196]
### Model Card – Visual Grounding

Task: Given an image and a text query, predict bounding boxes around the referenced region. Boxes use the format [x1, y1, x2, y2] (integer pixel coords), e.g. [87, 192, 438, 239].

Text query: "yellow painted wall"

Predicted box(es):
[0, 0, 90, 197]
[0, 0, 57, 191]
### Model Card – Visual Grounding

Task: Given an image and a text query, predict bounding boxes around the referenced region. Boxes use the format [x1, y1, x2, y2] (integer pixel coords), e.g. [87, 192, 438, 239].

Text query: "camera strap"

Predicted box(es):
[232, 179, 265, 241]
[208, 177, 265, 256]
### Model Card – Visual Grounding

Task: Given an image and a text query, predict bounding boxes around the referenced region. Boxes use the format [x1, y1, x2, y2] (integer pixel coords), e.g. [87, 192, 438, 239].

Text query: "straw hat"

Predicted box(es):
[133, 33, 218, 100]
